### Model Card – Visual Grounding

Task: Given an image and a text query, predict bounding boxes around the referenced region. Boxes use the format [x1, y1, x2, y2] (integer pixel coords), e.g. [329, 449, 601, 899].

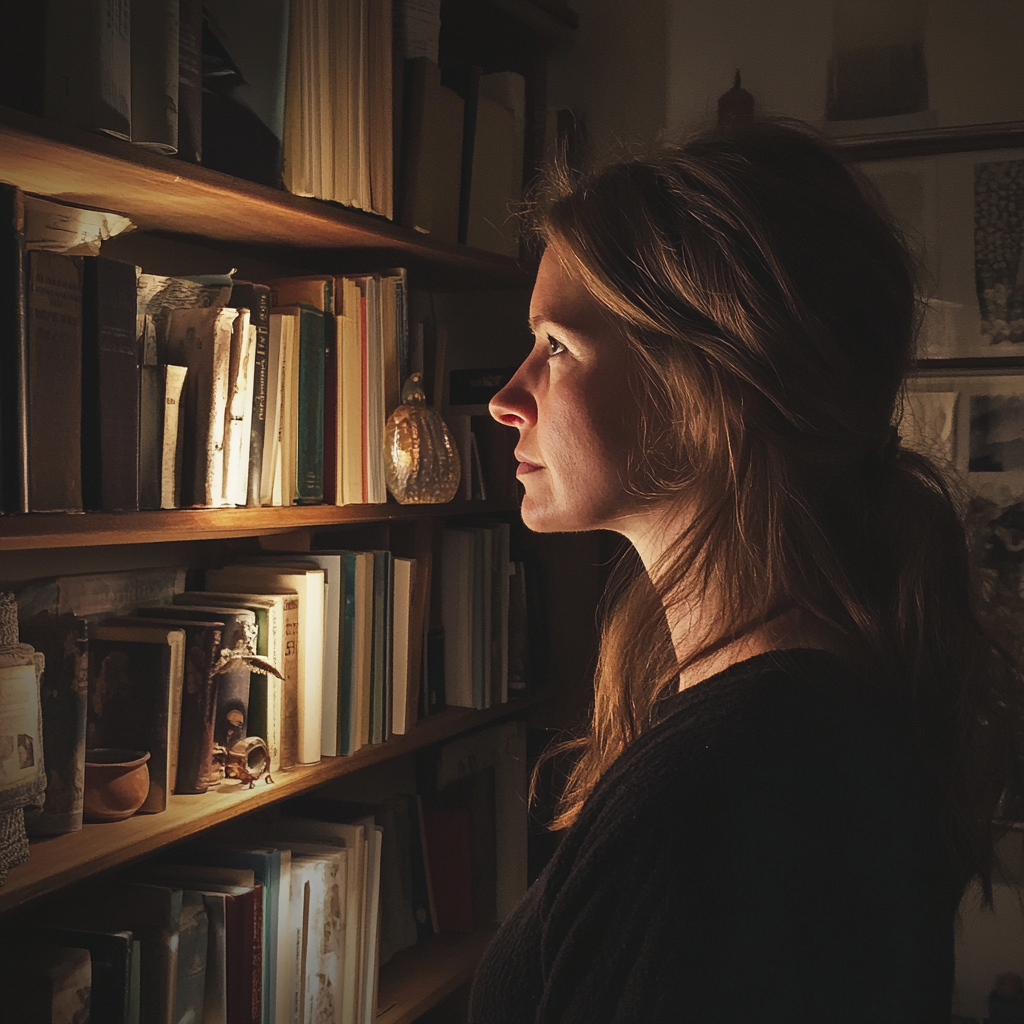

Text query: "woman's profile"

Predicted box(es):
[469, 118, 1024, 1022]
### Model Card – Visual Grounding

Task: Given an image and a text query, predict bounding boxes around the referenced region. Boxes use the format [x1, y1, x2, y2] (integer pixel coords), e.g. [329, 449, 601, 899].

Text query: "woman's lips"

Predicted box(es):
[516, 456, 543, 476]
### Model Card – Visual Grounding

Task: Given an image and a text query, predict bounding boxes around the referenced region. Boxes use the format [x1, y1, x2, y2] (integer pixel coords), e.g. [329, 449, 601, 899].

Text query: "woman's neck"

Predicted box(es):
[619, 505, 850, 691]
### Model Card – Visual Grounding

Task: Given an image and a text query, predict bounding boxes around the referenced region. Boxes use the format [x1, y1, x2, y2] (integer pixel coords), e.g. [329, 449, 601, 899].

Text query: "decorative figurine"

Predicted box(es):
[384, 373, 461, 503]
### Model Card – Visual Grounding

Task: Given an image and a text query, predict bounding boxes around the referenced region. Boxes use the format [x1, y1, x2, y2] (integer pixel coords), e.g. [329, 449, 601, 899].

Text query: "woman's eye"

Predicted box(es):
[547, 335, 566, 356]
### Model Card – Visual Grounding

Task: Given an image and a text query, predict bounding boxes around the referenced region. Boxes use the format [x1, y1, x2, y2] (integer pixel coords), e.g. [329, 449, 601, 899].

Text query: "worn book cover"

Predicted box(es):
[222, 306, 254, 507]
[46, 881, 184, 1024]
[27, 249, 83, 511]
[81, 256, 140, 511]
[36, 926, 135, 1024]
[106, 616, 224, 793]
[229, 283, 271, 508]
[88, 624, 186, 813]
[20, 612, 88, 836]
[140, 604, 255, 750]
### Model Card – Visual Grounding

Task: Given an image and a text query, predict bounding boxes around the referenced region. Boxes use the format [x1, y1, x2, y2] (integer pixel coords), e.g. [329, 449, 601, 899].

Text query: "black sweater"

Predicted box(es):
[469, 649, 959, 1023]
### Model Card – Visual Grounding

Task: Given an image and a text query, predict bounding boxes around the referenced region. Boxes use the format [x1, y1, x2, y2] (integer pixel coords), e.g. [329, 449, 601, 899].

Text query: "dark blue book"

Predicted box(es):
[294, 305, 325, 505]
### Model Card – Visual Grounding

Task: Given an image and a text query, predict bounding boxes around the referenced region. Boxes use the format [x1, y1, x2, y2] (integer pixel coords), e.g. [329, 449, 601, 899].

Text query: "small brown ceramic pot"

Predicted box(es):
[83, 748, 151, 823]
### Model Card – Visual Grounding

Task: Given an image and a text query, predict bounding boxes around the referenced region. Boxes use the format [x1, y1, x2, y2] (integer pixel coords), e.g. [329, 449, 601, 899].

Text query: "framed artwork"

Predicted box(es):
[904, 371, 1024, 628]
[836, 122, 1023, 362]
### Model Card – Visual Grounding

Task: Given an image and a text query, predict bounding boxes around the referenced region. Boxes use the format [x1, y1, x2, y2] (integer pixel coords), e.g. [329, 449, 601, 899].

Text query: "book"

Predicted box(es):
[1, 942, 92, 1024]
[139, 604, 255, 751]
[261, 311, 288, 506]
[139, 363, 188, 509]
[176, 0, 203, 163]
[205, 565, 324, 766]
[173, 591, 293, 775]
[227, 283, 271, 508]
[44, 0, 132, 140]
[267, 277, 335, 502]
[35, 926, 137, 1024]
[399, 57, 464, 243]
[131, 0, 179, 153]
[20, 613, 88, 836]
[335, 276, 365, 505]
[173, 842, 287, 1024]
[88, 624, 186, 814]
[370, 549, 393, 745]
[247, 552, 343, 759]
[174, 890, 209, 1024]
[390, 557, 415, 736]
[164, 303, 238, 507]
[441, 528, 475, 708]
[284, 305, 325, 505]
[27, 249, 83, 512]
[201, 0, 290, 187]
[222, 307, 255, 507]
[422, 808, 474, 932]
[0, 183, 28, 513]
[269, 308, 299, 507]
[106, 616, 223, 794]
[81, 255, 141, 511]
[48, 881, 184, 1024]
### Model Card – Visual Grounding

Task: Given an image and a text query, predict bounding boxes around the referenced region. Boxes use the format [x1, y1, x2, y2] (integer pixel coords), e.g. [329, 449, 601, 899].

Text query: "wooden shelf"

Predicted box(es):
[0, 105, 532, 290]
[0, 691, 549, 916]
[377, 927, 498, 1024]
[0, 498, 519, 551]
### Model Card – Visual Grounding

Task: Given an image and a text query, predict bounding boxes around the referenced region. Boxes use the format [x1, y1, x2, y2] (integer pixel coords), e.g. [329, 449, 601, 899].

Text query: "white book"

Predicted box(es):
[365, 275, 386, 503]
[390, 557, 415, 735]
[222, 309, 254, 506]
[261, 314, 286, 506]
[206, 565, 325, 765]
[164, 305, 238, 507]
[161, 364, 188, 509]
[253, 817, 369, 1024]
[441, 529, 475, 707]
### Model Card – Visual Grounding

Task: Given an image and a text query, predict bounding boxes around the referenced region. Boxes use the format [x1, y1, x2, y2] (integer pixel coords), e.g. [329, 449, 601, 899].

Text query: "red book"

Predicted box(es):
[423, 808, 474, 932]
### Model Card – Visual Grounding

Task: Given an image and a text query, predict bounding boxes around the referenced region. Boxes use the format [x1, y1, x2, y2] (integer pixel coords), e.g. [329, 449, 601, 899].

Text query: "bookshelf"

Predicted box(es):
[0, 48, 597, 1024]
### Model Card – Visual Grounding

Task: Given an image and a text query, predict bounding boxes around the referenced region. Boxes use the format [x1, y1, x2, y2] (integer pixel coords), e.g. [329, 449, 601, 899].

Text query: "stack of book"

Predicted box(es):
[0, 186, 412, 513]
[10, 797, 438, 1024]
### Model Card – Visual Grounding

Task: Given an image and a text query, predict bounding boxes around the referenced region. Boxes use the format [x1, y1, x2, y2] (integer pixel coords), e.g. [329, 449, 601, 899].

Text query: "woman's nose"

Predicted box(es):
[489, 359, 538, 429]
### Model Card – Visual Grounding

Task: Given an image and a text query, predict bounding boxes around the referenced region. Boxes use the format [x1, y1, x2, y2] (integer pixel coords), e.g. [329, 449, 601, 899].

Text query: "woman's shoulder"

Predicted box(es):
[587, 647, 917, 828]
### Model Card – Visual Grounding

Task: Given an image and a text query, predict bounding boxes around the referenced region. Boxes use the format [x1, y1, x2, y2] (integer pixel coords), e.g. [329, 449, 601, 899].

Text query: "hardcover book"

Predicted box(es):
[27, 249, 83, 512]
[81, 256, 140, 511]
[228, 283, 271, 507]
[0, 183, 28, 513]
[88, 624, 187, 813]
[106, 616, 224, 793]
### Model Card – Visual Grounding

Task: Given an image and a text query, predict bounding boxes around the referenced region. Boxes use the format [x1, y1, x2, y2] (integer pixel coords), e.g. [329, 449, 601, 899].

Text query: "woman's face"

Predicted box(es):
[489, 249, 645, 534]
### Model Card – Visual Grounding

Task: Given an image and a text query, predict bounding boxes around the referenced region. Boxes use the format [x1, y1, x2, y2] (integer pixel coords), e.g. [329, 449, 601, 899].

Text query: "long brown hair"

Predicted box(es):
[529, 118, 1024, 895]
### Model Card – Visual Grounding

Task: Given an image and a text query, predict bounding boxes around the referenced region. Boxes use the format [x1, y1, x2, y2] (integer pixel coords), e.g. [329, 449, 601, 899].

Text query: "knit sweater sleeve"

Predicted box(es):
[469, 653, 955, 1024]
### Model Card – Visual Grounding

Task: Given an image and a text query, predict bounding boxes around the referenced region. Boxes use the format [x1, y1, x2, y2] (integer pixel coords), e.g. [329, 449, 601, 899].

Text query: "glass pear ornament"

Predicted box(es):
[384, 373, 461, 503]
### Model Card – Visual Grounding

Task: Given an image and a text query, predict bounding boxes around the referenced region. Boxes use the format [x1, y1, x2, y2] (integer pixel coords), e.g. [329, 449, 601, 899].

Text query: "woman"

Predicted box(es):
[469, 119, 1024, 1022]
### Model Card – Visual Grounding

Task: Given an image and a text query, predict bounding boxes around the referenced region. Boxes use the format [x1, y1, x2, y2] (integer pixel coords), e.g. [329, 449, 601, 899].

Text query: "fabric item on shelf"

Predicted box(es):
[0, 592, 46, 884]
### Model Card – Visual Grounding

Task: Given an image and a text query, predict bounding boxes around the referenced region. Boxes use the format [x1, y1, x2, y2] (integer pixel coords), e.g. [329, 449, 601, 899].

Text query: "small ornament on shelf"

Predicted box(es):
[384, 373, 462, 504]
[718, 70, 755, 127]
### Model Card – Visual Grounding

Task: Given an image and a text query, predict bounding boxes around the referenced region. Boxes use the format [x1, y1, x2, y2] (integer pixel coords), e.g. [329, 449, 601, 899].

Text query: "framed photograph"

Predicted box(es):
[905, 370, 1024, 627]
[835, 122, 1023, 362]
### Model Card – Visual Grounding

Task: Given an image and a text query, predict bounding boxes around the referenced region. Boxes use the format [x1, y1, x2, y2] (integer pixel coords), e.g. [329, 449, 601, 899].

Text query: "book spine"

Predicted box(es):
[81, 256, 140, 511]
[174, 625, 223, 794]
[139, 365, 165, 509]
[176, 0, 202, 163]
[0, 184, 28, 513]
[245, 286, 270, 507]
[27, 250, 84, 512]
[294, 308, 325, 504]
[225, 887, 262, 1024]
[162, 365, 187, 509]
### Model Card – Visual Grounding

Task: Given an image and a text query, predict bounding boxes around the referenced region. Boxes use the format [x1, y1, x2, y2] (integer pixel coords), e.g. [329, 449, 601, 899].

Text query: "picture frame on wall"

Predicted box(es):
[904, 369, 1024, 640]
[836, 121, 1023, 362]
